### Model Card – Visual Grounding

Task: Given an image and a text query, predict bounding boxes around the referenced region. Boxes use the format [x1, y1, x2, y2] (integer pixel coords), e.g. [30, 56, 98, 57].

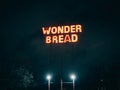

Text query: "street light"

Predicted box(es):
[46, 74, 52, 90]
[70, 74, 76, 90]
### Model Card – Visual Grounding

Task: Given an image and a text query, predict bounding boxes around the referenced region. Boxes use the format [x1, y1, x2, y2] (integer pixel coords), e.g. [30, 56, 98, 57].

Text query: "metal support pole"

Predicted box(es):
[73, 80, 75, 90]
[48, 80, 50, 90]
[61, 79, 63, 90]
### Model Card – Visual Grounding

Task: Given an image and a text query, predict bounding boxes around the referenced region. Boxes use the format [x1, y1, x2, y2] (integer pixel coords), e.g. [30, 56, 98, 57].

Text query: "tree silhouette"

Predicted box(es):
[10, 66, 34, 89]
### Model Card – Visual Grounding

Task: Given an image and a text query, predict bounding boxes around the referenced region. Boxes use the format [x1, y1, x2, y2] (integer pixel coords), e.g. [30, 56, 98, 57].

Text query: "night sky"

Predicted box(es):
[0, 0, 120, 90]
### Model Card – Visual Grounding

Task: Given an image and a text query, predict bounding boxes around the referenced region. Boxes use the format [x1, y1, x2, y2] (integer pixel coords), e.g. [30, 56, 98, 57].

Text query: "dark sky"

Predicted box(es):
[0, 0, 120, 90]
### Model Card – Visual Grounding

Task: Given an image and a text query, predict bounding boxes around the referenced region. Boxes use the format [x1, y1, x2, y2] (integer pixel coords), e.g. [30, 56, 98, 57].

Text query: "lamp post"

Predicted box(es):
[61, 79, 63, 90]
[70, 74, 76, 90]
[46, 74, 51, 90]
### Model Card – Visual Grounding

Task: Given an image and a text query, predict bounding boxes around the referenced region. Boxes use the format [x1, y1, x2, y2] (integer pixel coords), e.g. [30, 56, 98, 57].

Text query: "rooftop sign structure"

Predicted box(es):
[42, 25, 82, 44]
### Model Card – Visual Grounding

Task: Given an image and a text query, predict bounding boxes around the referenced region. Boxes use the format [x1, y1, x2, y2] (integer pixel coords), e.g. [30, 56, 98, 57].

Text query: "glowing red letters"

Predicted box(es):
[42, 25, 82, 44]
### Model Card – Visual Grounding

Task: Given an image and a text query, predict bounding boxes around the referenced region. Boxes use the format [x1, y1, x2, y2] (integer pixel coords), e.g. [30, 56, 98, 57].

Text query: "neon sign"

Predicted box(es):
[42, 25, 82, 44]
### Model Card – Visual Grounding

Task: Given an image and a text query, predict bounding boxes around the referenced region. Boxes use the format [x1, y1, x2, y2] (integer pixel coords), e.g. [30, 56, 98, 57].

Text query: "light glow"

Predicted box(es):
[70, 74, 76, 80]
[46, 74, 51, 80]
